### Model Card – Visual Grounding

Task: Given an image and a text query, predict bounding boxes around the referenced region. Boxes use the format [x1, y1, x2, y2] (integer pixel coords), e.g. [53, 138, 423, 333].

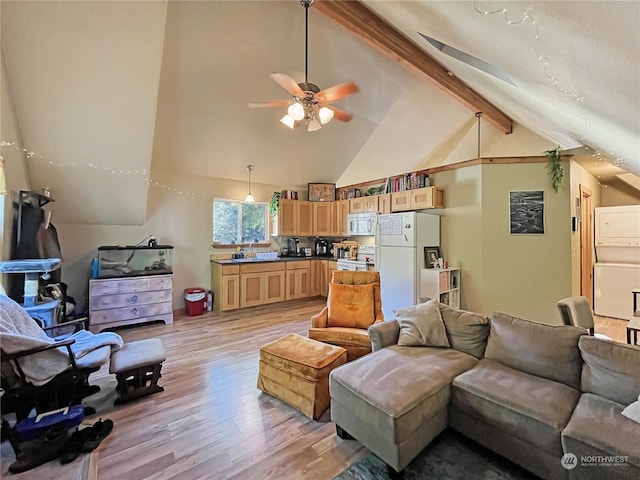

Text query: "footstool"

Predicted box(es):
[109, 338, 166, 404]
[257, 333, 347, 420]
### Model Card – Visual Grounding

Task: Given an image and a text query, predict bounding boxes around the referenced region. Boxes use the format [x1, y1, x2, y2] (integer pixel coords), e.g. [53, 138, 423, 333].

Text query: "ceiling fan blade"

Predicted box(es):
[315, 82, 359, 103]
[324, 105, 354, 122]
[270, 73, 304, 97]
[248, 100, 290, 108]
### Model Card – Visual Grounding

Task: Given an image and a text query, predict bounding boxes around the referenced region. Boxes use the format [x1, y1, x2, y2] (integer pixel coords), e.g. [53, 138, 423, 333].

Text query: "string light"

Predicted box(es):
[1, 138, 212, 199]
[473, 1, 625, 172]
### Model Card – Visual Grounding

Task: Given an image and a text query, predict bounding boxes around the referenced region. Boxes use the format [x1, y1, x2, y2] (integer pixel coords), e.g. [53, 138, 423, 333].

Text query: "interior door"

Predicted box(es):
[579, 185, 593, 306]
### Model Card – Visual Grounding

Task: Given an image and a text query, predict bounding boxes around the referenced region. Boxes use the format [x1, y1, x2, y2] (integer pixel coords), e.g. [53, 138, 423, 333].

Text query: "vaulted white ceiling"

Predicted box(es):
[2, 1, 638, 225]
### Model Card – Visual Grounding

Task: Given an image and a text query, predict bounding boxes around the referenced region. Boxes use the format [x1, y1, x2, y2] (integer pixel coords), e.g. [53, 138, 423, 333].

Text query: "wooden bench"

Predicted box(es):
[109, 339, 166, 404]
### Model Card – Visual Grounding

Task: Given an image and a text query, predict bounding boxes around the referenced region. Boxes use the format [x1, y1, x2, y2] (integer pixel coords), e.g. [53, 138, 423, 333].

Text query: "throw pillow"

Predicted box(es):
[327, 283, 375, 329]
[395, 299, 450, 347]
[621, 394, 640, 424]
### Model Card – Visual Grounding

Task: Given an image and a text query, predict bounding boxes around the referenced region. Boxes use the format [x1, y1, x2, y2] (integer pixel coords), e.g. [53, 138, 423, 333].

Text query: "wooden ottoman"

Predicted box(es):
[257, 333, 347, 420]
[109, 338, 166, 404]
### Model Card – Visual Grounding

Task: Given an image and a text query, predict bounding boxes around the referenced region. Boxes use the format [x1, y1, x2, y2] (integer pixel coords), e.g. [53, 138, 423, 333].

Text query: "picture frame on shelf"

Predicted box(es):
[424, 246, 441, 269]
[308, 183, 336, 202]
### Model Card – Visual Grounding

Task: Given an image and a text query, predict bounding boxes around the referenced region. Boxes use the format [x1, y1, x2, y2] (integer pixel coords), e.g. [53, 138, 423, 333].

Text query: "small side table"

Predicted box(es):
[627, 316, 640, 345]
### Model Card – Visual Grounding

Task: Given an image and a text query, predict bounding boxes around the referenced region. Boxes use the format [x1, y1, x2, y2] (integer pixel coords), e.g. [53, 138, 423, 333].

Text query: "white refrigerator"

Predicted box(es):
[375, 212, 440, 319]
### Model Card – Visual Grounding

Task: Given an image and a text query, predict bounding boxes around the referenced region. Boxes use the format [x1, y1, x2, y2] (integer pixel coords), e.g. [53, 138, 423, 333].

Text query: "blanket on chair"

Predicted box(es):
[0, 295, 124, 386]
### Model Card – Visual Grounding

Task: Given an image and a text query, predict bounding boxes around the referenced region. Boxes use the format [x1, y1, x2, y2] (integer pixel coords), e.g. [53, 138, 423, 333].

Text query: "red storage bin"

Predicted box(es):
[184, 287, 206, 316]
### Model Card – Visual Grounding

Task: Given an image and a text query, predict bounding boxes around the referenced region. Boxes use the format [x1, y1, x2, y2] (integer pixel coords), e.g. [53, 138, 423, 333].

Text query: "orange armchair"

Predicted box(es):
[309, 270, 384, 361]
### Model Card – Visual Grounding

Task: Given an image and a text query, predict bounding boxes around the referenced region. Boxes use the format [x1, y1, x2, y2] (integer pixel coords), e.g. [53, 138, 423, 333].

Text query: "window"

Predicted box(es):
[213, 198, 268, 245]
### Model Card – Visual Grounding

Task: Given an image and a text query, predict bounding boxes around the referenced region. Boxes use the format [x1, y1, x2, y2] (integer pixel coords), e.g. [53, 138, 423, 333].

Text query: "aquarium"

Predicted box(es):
[97, 245, 173, 278]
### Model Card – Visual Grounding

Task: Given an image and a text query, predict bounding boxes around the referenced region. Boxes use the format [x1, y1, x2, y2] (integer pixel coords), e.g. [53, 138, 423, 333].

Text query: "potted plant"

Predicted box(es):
[545, 147, 564, 192]
[270, 191, 281, 219]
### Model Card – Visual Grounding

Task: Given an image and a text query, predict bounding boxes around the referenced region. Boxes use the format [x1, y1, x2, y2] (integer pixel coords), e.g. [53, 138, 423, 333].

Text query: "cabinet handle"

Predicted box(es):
[131, 307, 139, 317]
[129, 295, 139, 304]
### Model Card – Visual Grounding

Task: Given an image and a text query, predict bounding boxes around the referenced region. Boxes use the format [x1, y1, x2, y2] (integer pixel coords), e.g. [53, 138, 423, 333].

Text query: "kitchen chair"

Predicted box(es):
[308, 270, 384, 361]
[556, 296, 610, 339]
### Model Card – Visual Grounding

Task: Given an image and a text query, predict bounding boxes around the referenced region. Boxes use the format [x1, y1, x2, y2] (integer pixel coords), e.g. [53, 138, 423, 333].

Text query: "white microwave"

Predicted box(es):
[347, 212, 378, 236]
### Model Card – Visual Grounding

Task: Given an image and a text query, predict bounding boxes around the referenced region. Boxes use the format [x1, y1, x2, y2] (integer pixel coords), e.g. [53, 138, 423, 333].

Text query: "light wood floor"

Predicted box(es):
[94, 298, 367, 480]
[80, 301, 630, 479]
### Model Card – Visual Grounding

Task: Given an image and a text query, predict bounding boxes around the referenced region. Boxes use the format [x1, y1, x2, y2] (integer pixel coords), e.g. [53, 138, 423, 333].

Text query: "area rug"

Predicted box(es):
[333, 429, 540, 480]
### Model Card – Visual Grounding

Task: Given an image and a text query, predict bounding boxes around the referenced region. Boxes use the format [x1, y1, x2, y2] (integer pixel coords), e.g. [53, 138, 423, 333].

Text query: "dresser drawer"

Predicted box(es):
[90, 278, 151, 296]
[148, 276, 172, 290]
[90, 289, 172, 311]
[90, 301, 173, 325]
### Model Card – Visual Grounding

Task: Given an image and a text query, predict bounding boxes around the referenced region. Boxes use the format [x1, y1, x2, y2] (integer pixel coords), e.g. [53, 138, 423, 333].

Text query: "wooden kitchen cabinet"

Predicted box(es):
[331, 200, 350, 237]
[350, 196, 378, 213]
[391, 186, 444, 212]
[313, 202, 333, 236]
[279, 199, 313, 236]
[310, 259, 330, 297]
[240, 262, 286, 307]
[286, 261, 311, 300]
[211, 263, 240, 312]
[378, 193, 392, 214]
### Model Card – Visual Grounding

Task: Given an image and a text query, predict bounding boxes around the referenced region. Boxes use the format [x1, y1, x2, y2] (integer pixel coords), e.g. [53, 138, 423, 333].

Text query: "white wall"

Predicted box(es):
[56, 167, 284, 311]
[1, 49, 31, 264]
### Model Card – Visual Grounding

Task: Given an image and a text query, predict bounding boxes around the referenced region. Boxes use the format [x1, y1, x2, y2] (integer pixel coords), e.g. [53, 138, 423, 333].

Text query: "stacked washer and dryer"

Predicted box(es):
[593, 205, 640, 320]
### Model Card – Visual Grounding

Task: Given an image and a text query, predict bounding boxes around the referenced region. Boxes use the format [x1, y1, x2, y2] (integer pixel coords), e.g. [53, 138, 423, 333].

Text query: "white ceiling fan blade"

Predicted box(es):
[270, 73, 304, 97]
[315, 82, 359, 103]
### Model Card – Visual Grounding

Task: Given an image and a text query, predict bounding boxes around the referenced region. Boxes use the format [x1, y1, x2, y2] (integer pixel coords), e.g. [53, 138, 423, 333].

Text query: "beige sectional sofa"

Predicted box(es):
[329, 304, 640, 480]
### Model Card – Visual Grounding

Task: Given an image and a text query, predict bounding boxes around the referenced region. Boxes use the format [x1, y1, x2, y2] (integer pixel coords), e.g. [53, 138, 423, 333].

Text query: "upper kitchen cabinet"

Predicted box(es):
[313, 202, 333, 236]
[350, 196, 378, 213]
[331, 200, 350, 237]
[279, 199, 313, 237]
[391, 186, 445, 212]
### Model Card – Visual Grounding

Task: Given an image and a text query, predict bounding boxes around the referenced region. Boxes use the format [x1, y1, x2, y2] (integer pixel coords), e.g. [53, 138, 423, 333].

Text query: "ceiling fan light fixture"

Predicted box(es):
[280, 114, 295, 129]
[288, 101, 305, 121]
[307, 118, 322, 132]
[318, 107, 334, 124]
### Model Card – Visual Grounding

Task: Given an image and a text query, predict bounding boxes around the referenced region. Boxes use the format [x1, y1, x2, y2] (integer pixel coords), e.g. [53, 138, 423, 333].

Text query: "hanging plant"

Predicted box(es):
[270, 191, 281, 218]
[545, 147, 564, 192]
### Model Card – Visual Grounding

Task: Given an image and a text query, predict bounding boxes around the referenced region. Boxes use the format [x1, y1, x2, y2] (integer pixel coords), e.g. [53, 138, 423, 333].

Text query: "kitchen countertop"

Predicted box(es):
[211, 256, 336, 265]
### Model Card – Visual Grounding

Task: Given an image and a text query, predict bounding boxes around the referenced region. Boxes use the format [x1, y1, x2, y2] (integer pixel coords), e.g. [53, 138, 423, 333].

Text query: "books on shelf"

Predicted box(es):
[385, 173, 431, 193]
[280, 190, 299, 200]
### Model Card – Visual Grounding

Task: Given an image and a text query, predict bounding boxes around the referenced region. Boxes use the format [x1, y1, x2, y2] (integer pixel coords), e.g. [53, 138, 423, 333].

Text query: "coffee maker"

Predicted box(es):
[315, 238, 329, 256]
[287, 237, 300, 257]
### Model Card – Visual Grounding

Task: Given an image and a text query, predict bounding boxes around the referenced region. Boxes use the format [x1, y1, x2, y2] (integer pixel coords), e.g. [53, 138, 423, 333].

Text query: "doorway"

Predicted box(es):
[579, 185, 593, 305]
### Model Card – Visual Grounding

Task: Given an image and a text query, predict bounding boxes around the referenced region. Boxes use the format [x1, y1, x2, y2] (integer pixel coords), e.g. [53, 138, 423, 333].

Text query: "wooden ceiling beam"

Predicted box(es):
[314, 0, 513, 134]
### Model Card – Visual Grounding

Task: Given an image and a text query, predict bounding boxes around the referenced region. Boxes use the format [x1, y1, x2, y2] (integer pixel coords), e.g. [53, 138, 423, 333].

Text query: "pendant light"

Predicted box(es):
[245, 164, 255, 202]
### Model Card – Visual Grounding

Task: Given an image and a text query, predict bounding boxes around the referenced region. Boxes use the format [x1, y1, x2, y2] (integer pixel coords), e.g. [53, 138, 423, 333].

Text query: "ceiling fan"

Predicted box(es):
[248, 0, 359, 132]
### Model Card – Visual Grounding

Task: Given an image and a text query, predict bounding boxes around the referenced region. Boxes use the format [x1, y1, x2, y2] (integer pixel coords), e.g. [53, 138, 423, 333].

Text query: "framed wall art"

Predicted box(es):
[308, 183, 336, 202]
[509, 190, 544, 235]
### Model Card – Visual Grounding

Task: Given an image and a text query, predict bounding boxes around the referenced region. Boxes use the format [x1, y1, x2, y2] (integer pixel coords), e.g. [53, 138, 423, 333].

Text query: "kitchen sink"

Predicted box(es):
[231, 257, 280, 263]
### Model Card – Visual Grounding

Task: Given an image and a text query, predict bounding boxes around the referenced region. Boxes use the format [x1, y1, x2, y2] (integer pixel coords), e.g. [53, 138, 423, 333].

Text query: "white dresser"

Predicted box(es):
[89, 274, 173, 333]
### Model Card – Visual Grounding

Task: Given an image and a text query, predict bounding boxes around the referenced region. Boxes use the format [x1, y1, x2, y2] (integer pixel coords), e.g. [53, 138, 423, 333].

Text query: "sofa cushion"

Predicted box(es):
[579, 336, 640, 406]
[330, 345, 478, 444]
[485, 312, 585, 388]
[327, 283, 375, 328]
[308, 326, 370, 348]
[438, 304, 490, 359]
[451, 358, 580, 456]
[562, 393, 640, 470]
[395, 299, 450, 348]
